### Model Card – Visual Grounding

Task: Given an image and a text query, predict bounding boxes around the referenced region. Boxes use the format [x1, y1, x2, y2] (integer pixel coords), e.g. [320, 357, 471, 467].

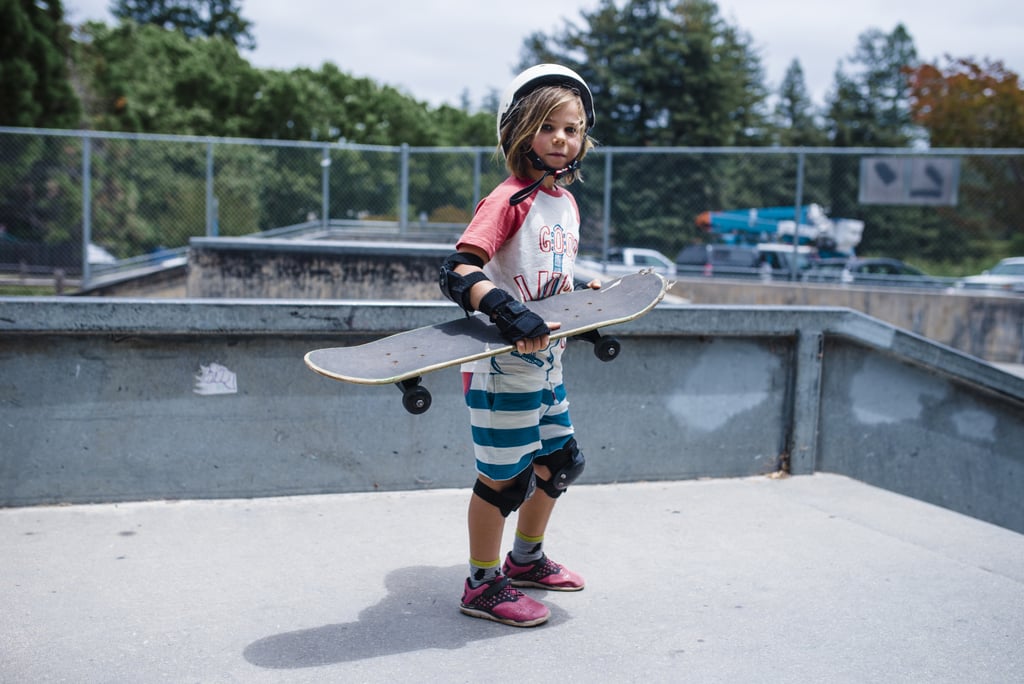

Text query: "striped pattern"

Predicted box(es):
[464, 368, 574, 481]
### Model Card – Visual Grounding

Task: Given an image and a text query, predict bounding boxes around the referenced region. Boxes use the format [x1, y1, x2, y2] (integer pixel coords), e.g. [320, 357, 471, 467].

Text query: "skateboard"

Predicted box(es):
[304, 270, 668, 414]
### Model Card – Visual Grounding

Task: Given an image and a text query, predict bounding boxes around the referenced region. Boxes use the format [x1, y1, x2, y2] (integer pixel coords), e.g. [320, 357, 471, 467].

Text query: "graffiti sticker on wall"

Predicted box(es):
[194, 362, 238, 395]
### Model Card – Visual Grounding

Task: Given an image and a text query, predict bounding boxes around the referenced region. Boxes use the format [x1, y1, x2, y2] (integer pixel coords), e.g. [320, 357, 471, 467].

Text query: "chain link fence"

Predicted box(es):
[1, 127, 1021, 290]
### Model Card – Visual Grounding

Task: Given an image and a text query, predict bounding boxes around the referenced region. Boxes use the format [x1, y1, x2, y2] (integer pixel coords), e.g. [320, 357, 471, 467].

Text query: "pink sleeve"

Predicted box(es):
[456, 184, 531, 257]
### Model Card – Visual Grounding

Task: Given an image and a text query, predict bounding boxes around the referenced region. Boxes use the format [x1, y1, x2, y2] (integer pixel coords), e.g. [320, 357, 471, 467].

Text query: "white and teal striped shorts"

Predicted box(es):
[462, 367, 575, 481]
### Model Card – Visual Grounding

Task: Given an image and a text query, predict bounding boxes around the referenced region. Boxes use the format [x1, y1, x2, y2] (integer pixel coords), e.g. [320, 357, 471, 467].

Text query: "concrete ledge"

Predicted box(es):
[3, 298, 1021, 401]
[672, 276, 1024, 364]
[185, 238, 453, 300]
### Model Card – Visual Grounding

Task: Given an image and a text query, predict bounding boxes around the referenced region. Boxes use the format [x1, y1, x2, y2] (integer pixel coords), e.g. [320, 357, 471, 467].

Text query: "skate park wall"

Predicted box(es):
[86, 237, 1024, 365]
[2, 297, 1023, 534]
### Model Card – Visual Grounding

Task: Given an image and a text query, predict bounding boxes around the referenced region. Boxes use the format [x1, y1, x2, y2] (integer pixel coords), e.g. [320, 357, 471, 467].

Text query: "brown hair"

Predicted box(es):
[498, 85, 595, 185]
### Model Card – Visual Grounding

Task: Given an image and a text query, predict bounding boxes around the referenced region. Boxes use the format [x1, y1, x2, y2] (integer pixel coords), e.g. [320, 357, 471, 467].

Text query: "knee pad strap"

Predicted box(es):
[473, 468, 536, 517]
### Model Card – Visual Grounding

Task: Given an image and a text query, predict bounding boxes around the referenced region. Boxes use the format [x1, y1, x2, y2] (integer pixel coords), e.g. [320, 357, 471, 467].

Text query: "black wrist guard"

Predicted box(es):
[478, 288, 550, 343]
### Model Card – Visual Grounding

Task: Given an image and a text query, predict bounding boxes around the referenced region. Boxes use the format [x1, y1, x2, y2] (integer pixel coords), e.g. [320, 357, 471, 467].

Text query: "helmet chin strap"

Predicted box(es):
[509, 151, 581, 206]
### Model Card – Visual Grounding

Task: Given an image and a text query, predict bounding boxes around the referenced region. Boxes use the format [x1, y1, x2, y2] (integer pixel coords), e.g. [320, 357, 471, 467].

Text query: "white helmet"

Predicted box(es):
[496, 64, 595, 153]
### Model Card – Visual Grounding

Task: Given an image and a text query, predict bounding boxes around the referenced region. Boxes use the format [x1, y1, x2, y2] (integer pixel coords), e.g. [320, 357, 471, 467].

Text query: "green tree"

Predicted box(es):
[826, 24, 918, 148]
[76, 20, 260, 135]
[520, 0, 768, 147]
[0, 0, 82, 264]
[243, 64, 444, 145]
[0, 0, 81, 127]
[823, 24, 929, 261]
[111, 0, 255, 49]
[517, 0, 770, 253]
[762, 60, 832, 229]
[773, 60, 826, 147]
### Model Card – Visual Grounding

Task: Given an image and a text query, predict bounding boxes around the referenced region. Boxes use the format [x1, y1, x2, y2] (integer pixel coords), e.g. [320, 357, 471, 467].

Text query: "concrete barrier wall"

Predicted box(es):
[672, 277, 1024, 364]
[817, 338, 1024, 532]
[2, 297, 1022, 534]
[179, 238, 1024, 364]
[185, 238, 450, 300]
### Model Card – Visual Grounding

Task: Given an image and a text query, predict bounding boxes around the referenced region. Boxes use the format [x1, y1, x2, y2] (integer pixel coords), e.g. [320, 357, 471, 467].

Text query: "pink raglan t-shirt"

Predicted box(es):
[456, 176, 581, 304]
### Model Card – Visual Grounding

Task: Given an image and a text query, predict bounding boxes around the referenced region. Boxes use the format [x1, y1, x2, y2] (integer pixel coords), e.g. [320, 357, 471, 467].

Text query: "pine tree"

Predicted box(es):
[519, 0, 768, 147]
[111, 0, 255, 49]
[0, 0, 81, 127]
[773, 60, 826, 146]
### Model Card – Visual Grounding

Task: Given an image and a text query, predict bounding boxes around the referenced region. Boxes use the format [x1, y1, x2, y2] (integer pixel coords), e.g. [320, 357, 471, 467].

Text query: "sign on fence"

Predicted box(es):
[858, 157, 960, 206]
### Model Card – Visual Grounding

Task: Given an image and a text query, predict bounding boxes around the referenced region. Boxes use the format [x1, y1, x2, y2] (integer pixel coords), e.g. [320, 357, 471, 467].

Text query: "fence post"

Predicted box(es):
[399, 143, 410, 235]
[791, 149, 805, 281]
[321, 145, 331, 230]
[81, 136, 92, 288]
[472, 148, 482, 209]
[601, 149, 613, 261]
[205, 142, 216, 237]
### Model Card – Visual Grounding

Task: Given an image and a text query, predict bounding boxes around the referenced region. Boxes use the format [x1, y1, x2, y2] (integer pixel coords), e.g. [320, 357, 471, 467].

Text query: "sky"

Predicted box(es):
[65, 0, 1024, 110]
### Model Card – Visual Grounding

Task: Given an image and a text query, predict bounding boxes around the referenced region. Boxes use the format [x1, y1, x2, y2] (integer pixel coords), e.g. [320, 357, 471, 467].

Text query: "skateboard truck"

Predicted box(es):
[573, 329, 622, 362]
[396, 377, 432, 414]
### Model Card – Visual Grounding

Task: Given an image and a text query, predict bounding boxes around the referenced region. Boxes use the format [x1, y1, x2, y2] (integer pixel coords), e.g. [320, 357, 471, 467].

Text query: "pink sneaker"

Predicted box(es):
[460, 575, 550, 627]
[502, 553, 585, 591]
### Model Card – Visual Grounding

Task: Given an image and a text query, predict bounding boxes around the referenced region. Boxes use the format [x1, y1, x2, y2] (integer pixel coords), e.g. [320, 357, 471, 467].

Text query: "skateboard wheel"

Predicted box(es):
[594, 336, 621, 362]
[402, 385, 432, 414]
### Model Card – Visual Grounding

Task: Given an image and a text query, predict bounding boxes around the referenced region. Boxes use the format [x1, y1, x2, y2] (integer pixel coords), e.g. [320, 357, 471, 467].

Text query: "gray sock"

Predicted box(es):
[468, 559, 500, 587]
[511, 532, 544, 565]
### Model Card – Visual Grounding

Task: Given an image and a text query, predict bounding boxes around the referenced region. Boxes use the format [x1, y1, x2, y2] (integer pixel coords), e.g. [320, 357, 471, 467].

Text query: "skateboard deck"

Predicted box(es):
[304, 270, 668, 413]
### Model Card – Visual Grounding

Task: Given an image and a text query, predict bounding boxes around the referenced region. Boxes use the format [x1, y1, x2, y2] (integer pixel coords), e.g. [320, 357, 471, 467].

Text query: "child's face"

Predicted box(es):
[529, 99, 585, 180]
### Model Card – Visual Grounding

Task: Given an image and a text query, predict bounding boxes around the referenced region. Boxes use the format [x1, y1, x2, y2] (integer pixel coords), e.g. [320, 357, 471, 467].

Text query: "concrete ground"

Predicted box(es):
[2, 474, 1022, 683]
[993, 362, 1024, 379]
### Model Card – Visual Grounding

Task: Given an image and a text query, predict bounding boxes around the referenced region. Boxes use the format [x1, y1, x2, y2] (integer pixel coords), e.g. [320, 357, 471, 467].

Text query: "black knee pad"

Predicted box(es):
[473, 468, 536, 517]
[534, 438, 585, 498]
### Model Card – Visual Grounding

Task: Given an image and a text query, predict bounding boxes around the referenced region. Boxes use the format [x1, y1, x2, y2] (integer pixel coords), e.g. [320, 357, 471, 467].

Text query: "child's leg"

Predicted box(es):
[514, 465, 558, 540]
[502, 458, 585, 592]
[467, 475, 510, 581]
[461, 472, 551, 628]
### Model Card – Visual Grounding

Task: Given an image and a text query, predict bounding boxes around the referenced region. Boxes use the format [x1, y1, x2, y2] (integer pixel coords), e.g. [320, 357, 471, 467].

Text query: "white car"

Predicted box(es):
[576, 247, 677, 278]
[955, 257, 1024, 295]
[87, 243, 118, 265]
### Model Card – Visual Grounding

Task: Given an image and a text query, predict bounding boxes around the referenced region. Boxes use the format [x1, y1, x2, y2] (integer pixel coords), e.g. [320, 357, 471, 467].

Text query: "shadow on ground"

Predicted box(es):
[243, 564, 569, 669]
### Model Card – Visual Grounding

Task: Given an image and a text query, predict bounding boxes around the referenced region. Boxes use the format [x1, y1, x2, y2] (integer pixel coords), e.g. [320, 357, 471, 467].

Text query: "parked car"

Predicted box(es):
[87, 243, 118, 265]
[576, 247, 677, 277]
[804, 257, 948, 289]
[675, 243, 814, 279]
[675, 243, 759, 277]
[954, 257, 1024, 295]
[755, 243, 816, 278]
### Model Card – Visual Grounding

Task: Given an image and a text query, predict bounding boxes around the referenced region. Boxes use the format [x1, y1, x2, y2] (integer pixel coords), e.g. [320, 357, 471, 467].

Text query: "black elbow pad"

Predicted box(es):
[439, 252, 488, 312]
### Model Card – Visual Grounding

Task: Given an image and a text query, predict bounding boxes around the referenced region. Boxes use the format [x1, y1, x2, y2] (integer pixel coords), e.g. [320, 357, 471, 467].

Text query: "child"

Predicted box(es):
[438, 64, 597, 627]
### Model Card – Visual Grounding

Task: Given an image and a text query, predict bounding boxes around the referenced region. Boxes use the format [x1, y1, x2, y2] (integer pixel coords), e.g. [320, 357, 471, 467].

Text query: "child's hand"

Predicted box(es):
[516, 322, 561, 354]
